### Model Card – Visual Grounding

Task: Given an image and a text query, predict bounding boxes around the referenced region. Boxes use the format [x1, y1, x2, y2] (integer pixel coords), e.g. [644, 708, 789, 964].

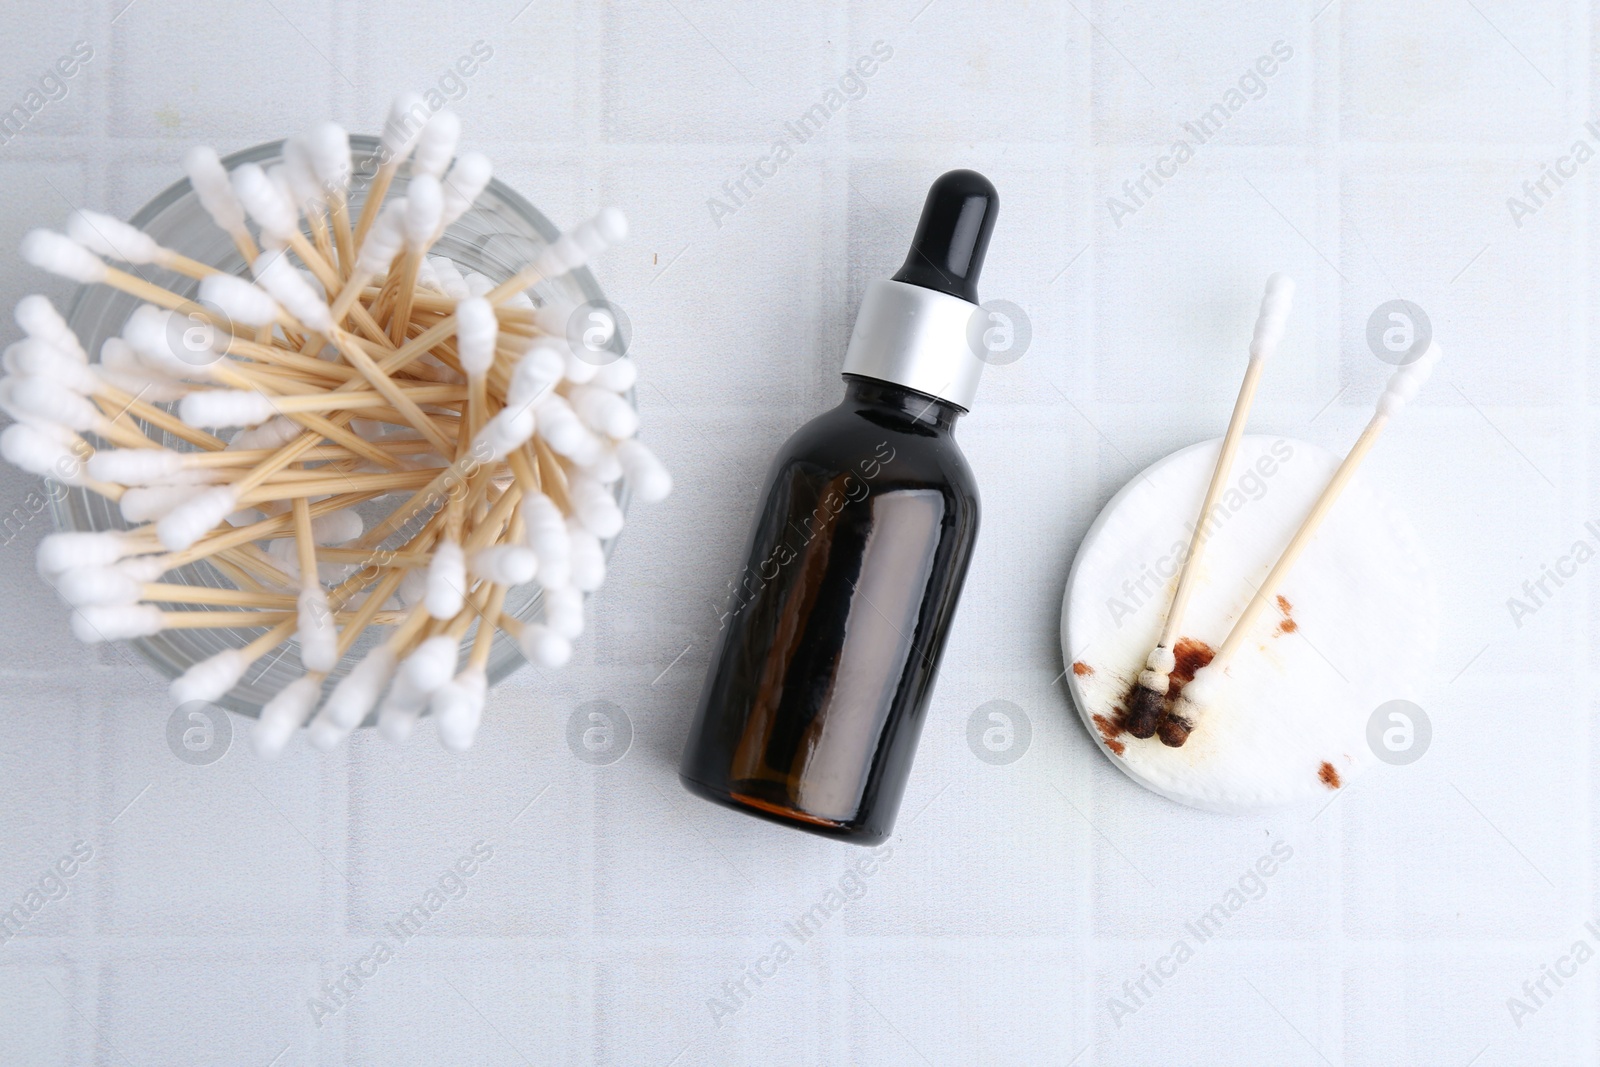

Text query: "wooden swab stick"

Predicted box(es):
[1124, 274, 1294, 739]
[1162, 341, 1445, 747]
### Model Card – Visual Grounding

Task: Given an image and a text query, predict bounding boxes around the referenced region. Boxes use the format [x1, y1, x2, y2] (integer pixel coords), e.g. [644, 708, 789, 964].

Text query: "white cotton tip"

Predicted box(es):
[0, 423, 86, 484]
[228, 415, 300, 451]
[536, 395, 601, 463]
[439, 152, 492, 228]
[471, 405, 535, 462]
[311, 508, 362, 544]
[425, 540, 466, 619]
[53, 565, 140, 607]
[567, 385, 638, 440]
[320, 645, 397, 731]
[265, 537, 298, 577]
[562, 346, 600, 385]
[199, 272, 280, 328]
[1249, 273, 1295, 361]
[533, 298, 575, 336]
[38, 531, 136, 575]
[120, 485, 194, 523]
[585, 446, 624, 485]
[307, 122, 352, 193]
[231, 163, 297, 242]
[281, 137, 325, 215]
[533, 208, 627, 278]
[100, 334, 180, 388]
[411, 110, 461, 179]
[116, 556, 168, 582]
[156, 485, 238, 551]
[616, 439, 672, 503]
[7, 339, 100, 393]
[377, 670, 428, 742]
[520, 493, 570, 588]
[454, 296, 498, 378]
[462, 272, 493, 299]
[381, 93, 429, 164]
[594, 206, 629, 245]
[256, 674, 322, 756]
[296, 586, 338, 672]
[397, 567, 427, 607]
[504, 290, 535, 310]
[470, 543, 538, 586]
[428, 256, 470, 300]
[1377, 341, 1443, 418]
[432, 666, 487, 751]
[518, 622, 571, 668]
[542, 585, 585, 640]
[271, 163, 300, 220]
[180, 389, 276, 429]
[1177, 664, 1224, 713]
[16, 296, 85, 360]
[402, 634, 458, 694]
[414, 256, 442, 293]
[356, 199, 407, 276]
[403, 174, 442, 247]
[10, 376, 100, 432]
[170, 647, 250, 705]
[183, 146, 248, 236]
[251, 250, 333, 334]
[124, 304, 222, 377]
[506, 343, 565, 410]
[70, 604, 163, 643]
[66, 209, 162, 266]
[97, 366, 182, 404]
[592, 356, 638, 394]
[568, 475, 624, 540]
[21, 229, 106, 284]
[567, 519, 606, 592]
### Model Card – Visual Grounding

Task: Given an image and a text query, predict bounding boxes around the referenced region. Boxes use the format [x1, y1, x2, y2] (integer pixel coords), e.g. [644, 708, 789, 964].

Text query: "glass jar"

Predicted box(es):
[53, 135, 628, 718]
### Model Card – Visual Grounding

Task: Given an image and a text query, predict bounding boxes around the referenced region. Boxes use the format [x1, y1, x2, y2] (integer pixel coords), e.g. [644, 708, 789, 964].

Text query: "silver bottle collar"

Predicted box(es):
[840, 278, 986, 411]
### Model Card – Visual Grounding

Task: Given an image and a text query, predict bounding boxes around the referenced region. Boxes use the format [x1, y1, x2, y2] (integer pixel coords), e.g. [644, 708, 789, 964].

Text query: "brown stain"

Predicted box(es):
[1318, 762, 1341, 789]
[1275, 595, 1297, 635]
[1092, 709, 1132, 756]
[1071, 661, 1093, 677]
[1165, 637, 1215, 698]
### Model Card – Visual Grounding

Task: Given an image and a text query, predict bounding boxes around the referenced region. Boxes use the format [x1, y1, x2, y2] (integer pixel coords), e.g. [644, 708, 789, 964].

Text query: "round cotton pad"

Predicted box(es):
[1060, 435, 1435, 813]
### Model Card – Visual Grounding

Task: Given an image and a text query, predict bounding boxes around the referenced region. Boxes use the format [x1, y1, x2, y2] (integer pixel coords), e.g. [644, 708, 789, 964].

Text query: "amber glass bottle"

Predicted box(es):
[679, 170, 998, 844]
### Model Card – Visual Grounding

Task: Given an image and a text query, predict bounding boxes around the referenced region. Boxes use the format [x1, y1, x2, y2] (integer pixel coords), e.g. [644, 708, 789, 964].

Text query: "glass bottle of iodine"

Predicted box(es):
[679, 170, 999, 845]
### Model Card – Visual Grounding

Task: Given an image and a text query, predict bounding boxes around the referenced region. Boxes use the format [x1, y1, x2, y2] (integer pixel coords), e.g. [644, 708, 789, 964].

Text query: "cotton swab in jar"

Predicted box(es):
[66, 209, 218, 283]
[181, 146, 259, 264]
[353, 93, 427, 247]
[1162, 341, 1444, 747]
[1124, 274, 1293, 739]
[6, 101, 668, 756]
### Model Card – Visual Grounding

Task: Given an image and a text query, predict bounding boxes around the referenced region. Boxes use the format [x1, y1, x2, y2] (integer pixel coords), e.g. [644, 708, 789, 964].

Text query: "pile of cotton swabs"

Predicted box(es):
[1, 96, 669, 756]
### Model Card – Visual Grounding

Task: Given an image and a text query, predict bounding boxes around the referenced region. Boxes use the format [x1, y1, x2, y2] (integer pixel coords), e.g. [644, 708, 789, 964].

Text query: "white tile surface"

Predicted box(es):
[0, 0, 1591, 1063]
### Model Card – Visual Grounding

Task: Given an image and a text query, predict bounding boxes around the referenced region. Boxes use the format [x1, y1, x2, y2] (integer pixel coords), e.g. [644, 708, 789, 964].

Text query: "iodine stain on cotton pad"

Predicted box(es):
[1060, 435, 1436, 814]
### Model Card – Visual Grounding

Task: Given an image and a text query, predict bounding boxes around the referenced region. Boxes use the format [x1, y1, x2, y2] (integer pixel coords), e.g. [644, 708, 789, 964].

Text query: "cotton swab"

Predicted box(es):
[66, 209, 218, 282]
[181, 146, 258, 264]
[1162, 341, 1444, 747]
[1124, 274, 1294, 739]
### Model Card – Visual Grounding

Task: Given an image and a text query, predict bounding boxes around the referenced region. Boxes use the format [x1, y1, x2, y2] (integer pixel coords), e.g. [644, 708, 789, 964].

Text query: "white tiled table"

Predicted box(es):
[0, 1, 1591, 1063]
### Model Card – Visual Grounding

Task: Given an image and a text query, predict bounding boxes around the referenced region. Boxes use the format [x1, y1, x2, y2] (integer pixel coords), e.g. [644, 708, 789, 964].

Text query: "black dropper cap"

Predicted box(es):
[891, 169, 998, 305]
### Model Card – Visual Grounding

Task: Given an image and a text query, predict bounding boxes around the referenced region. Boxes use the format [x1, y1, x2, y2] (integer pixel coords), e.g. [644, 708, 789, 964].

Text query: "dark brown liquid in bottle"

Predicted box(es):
[679, 377, 979, 844]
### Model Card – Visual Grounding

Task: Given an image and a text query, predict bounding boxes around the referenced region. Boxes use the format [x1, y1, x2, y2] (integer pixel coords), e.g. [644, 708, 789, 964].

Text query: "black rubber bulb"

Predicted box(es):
[891, 169, 999, 305]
